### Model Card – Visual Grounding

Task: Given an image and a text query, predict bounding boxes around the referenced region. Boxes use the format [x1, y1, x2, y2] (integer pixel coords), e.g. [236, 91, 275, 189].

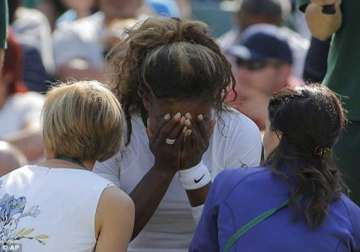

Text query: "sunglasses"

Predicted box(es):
[235, 58, 283, 71]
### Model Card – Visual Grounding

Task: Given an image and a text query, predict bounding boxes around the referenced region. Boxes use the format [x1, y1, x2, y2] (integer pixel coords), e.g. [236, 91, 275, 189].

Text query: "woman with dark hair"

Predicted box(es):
[190, 85, 360, 252]
[94, 17, 262, 251]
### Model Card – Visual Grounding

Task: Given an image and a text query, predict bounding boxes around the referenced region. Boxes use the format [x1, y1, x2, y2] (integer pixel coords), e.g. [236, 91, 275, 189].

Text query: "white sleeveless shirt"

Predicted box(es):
[0, 165, 112, 252]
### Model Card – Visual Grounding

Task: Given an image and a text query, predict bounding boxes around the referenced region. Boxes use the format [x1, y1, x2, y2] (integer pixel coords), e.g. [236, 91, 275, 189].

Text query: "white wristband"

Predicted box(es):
[178, 161, 212, 190]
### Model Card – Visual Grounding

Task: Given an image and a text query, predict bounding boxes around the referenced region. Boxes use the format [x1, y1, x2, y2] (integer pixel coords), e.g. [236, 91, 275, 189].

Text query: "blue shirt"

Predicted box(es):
[190, 167, 360, 252]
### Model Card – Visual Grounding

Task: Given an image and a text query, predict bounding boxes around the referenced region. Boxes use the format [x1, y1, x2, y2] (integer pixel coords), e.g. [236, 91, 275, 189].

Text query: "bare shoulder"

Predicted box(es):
[96, 186, 135, 236]
[98, 186, 134, 215]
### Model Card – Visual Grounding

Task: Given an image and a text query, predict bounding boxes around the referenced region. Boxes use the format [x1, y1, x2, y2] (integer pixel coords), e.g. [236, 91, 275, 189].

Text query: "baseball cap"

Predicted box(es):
[227, 25, 293, 65]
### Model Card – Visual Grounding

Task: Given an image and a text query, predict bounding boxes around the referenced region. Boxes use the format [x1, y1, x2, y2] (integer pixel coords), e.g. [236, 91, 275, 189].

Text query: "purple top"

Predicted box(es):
[190, 167, 360, 252]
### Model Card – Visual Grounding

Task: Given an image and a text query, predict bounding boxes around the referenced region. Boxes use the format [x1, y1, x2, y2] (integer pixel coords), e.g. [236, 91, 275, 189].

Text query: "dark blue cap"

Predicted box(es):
[227, 26, 293, 64]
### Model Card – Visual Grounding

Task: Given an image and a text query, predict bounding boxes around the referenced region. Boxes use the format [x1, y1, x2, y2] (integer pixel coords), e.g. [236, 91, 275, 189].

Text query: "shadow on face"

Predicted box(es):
[145, 98, 214, 136]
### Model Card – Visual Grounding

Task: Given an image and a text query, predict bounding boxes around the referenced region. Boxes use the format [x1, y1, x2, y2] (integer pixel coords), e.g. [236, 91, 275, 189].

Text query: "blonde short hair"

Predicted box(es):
[42, 81, 125, 162]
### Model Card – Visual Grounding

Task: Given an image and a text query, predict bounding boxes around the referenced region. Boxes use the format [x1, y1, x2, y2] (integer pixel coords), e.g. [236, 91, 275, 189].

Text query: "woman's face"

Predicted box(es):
[144, 97, 214, 138]
[263, 116, 281, 160]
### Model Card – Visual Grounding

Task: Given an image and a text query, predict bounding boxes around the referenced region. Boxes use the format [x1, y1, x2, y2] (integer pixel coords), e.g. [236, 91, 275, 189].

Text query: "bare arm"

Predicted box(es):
[304, 0, 342, 41]
[5, 124, 44, 161]
[182, 116, 214, 208]
[130, 165, 176, 239]
[95, 186, 135, 252]
[129, 114, 185, 239]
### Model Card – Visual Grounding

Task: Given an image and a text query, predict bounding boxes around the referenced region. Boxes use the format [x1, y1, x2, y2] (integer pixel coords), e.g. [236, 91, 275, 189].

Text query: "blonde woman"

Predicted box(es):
[0, 81, 134, 252]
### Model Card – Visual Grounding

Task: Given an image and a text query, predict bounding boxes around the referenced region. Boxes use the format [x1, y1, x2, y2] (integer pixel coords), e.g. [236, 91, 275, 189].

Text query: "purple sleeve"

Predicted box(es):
[346, 198, 360, 251]
[190, 169, 243, 252]
[189, 179, 220, 252]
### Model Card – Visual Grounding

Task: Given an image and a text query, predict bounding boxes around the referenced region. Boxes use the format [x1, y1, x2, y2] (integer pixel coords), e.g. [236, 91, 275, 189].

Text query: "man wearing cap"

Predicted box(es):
[0, 0, 8, 69]
[226, 25, 301, 130]
[298, 0, 360, 204]
[219, 0, 309, 78]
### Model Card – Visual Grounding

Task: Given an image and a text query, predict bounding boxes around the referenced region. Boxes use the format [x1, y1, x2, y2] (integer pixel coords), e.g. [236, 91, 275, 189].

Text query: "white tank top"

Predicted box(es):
[0, 165, 112, 252]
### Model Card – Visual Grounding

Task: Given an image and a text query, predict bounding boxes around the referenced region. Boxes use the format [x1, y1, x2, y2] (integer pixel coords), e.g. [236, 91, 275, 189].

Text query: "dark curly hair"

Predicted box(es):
[267, 85, 347, 228]
[106, 17, 236, 144]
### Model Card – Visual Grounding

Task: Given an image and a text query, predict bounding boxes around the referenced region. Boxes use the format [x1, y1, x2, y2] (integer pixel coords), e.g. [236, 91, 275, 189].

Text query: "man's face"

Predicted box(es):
[99, 0, 142, 18]
[232, 58, 287, 97]
[226, 56, 289, 129]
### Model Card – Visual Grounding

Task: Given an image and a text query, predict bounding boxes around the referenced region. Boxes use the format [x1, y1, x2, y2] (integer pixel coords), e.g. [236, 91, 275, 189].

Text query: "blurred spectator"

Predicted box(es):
[176, 0, 191, 17]
[226, 25, 302, 130]
[0, 33, 44, 161]
[298, 0, 360, 205]
[0, 141, 27, 176]
[56, 0, 98, 28]
[0, 0, 8, 70]
[287, 0, 310, 38]
[53, 0, 144, 81]
[9, 0, 55, 89]
[10, 0, 54, 72]
[146, 0, 181, 17]
[37, 0, 67, 31]
[219, 0, 309, 78]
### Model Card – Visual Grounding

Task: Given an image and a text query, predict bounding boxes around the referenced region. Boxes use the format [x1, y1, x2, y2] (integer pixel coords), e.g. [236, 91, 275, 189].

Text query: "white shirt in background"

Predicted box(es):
[0, 165, 112, 252]
[13, 7, 55, 75]
[94, 109, 262, 252]
[53, 12, 106, 69]
[53, 12, 145, 69]
[0, 92, 44, 138]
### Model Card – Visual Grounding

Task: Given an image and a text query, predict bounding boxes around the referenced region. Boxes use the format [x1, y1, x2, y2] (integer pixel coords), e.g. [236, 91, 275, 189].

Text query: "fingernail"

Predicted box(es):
[185, 113, 192, 119]
[185, 119, 191, 126]
[164, 114, 171, 120]
[198, 114, 204, 121]
[174, 112, 181, 120]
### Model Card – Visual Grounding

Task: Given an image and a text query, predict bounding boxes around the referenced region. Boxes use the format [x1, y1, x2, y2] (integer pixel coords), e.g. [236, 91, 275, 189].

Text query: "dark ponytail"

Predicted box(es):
[267, 85, 347, 228]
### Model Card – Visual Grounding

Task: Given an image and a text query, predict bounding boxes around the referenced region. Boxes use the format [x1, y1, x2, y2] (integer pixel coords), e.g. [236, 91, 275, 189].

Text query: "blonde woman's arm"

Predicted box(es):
[95, 186, 135, 252]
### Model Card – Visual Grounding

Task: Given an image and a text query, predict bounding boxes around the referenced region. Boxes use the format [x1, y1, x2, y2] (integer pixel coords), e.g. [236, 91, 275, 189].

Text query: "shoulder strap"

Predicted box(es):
[223, 200, 289, 252]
